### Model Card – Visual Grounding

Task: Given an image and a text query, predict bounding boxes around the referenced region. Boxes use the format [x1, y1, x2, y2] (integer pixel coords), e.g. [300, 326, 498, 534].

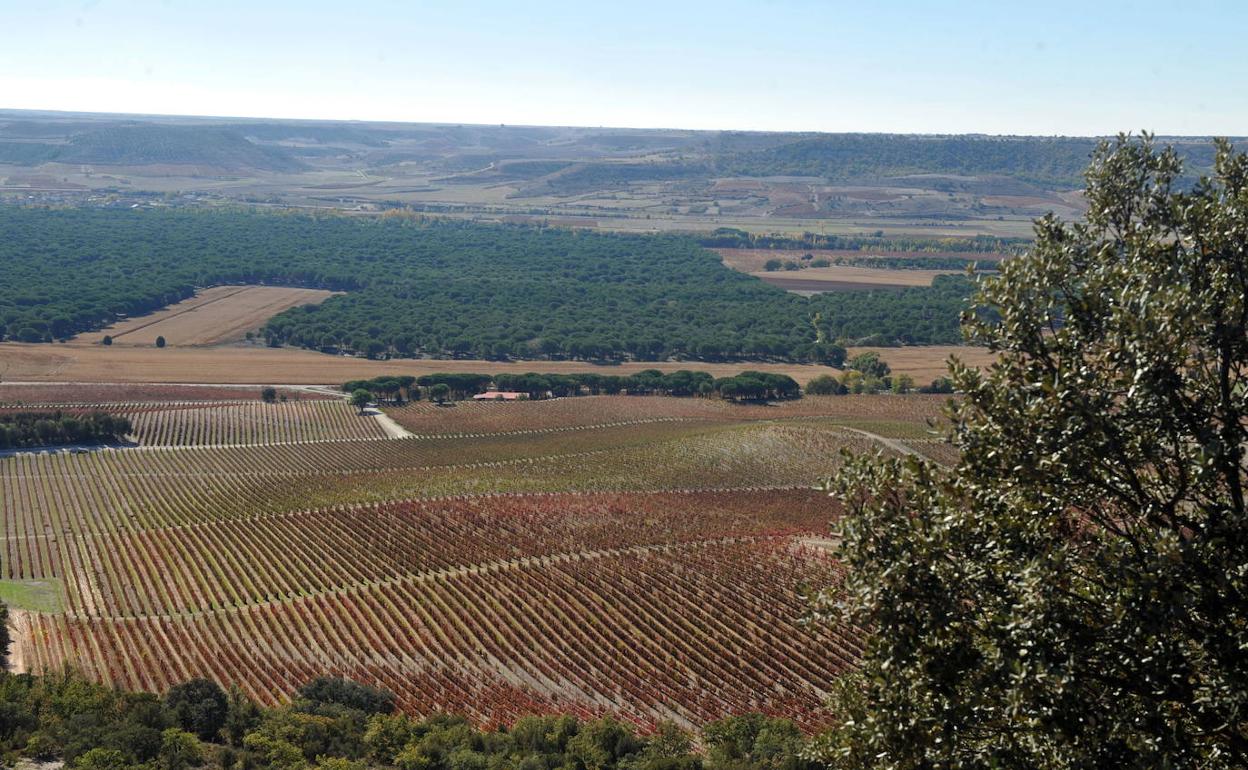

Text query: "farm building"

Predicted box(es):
[472, 391, 528, 401]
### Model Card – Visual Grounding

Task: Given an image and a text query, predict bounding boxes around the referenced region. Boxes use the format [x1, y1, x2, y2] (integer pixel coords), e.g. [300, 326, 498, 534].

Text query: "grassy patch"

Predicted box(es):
[0, 579, 64, 613]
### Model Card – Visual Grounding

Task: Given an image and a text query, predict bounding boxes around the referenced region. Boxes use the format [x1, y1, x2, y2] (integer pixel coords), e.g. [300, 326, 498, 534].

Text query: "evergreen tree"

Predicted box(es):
[814, 136, 1248, 768]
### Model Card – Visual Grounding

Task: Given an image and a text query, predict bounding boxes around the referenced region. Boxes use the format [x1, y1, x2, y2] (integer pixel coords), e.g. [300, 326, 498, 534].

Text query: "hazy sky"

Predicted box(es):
[2, 0, 1245, 135]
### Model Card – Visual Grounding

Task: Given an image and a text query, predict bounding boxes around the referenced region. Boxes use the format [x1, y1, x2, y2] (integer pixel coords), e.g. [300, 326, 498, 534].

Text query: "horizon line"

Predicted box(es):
[2, 106, 1240, 141]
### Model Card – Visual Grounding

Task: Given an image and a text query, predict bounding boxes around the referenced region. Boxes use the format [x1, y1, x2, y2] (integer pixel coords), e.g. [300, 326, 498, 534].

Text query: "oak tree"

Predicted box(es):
[814, 136, 1248, 768]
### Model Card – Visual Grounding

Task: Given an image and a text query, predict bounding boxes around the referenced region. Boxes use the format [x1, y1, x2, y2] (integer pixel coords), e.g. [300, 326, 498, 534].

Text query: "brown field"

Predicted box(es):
[77, 285, 340, 347]
[388, 393, 951, 439]
[715, 247, 1007, 273]
[847, 345, 997, 383]
[0, 342, 992, 386]
[756, 265, 959, 293]
[0, 383, 322, 405]
[0, 344, 841, 385]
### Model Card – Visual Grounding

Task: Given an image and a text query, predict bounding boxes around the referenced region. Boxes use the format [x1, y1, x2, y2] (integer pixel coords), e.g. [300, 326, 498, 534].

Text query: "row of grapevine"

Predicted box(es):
[0, 422, 878, 550]
[124, 400, 391, 446]
[16, 541, 858, 731]
[54, 489, 839, 618]
[387, 393, 950, 436]
[0, 398, 905, 730]
[0, 383, 327, 405]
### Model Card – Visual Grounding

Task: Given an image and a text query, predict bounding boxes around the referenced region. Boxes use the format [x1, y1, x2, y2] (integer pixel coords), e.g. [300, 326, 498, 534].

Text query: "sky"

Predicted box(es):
[2, 0, 1245, 136]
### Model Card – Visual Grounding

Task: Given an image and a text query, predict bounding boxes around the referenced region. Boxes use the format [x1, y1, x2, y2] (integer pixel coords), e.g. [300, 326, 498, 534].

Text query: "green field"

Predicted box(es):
[0, 579, 63, 613]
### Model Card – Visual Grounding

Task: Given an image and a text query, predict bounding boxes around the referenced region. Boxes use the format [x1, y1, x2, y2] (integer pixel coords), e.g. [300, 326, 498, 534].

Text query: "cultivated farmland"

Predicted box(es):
[755, 266, 962, 293]
[0, 340, 997, 387]
[386, 393, 950, 439]
[77, 285, 341, 347]
[1, 389, 954, 729]
[0, 382, 324, 405]
[123, 400, 390, 446]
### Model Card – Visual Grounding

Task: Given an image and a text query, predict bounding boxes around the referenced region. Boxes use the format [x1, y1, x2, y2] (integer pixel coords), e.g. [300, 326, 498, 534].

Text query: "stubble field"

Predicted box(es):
[76, 285, 341, 347]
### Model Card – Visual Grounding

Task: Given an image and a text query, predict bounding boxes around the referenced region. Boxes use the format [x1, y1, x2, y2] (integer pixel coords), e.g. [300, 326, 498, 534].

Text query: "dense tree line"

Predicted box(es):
[698, 227, 1029, 256]
[824, 255, 993, 271]
[0, 410, 131, 449]
[0, 207, 970, 356]
[344, 370, 804, 402]
[342, 376, 419, 403]
[0, 666, 818, 770]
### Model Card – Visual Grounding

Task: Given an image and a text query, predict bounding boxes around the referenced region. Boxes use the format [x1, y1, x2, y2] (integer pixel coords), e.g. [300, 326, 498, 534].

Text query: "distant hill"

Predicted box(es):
[712, 133, 1221, 189]
[714, 134, 1101, 188]
[0, 123, 304, 172]
[0, 110, 1235, 227]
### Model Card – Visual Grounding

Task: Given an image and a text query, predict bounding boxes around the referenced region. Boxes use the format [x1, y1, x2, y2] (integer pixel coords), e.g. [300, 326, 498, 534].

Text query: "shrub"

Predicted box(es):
[805, 375, 844, 395]
[164, 678, 228, 741]
[295, 677, 395, 716]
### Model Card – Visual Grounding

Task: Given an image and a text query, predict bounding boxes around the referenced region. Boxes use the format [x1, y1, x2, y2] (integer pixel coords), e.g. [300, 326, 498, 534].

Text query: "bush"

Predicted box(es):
[919, 376, 955, 394]
[847, 352, 890, 379]
[71, 747, 129, 770]
[805, 374, 844, 395]
[891, 374, 915, 394]
[164, 678, 228, 741]
[295, 677, 395, 716]
[158, 728, 203, 770]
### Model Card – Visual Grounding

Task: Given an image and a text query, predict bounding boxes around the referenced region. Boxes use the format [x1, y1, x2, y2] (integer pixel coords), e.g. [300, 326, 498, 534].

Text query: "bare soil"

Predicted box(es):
[847, 345, 996, 383]
[0, 382, 321, 404]
[715, 247, 1007, 273]
[0, 341, 994, 385]
[77, 285, 340, 347]
[755, 265, 958, 292]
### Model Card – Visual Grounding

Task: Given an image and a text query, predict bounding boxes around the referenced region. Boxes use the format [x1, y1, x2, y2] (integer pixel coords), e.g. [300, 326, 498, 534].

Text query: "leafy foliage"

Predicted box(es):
[295, 677, 395, 716]
[814, 136, 1248, 768]
[348, 389, 372, 413]
[804, 375, 842, 396]
[164, 679, 229, 742]
[0, 410, 131, 449]
[0, 668, 817, 770]
[347, 370, 805, 402]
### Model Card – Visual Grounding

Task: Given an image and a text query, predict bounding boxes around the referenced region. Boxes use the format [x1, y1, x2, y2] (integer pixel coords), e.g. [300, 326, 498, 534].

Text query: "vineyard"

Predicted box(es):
[0, 383, 323, 405]
[387, 393, 951, 438]
[123, 400, 390, 446]
[14, 538, 851, 729]
[0, 388, 953, 730]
